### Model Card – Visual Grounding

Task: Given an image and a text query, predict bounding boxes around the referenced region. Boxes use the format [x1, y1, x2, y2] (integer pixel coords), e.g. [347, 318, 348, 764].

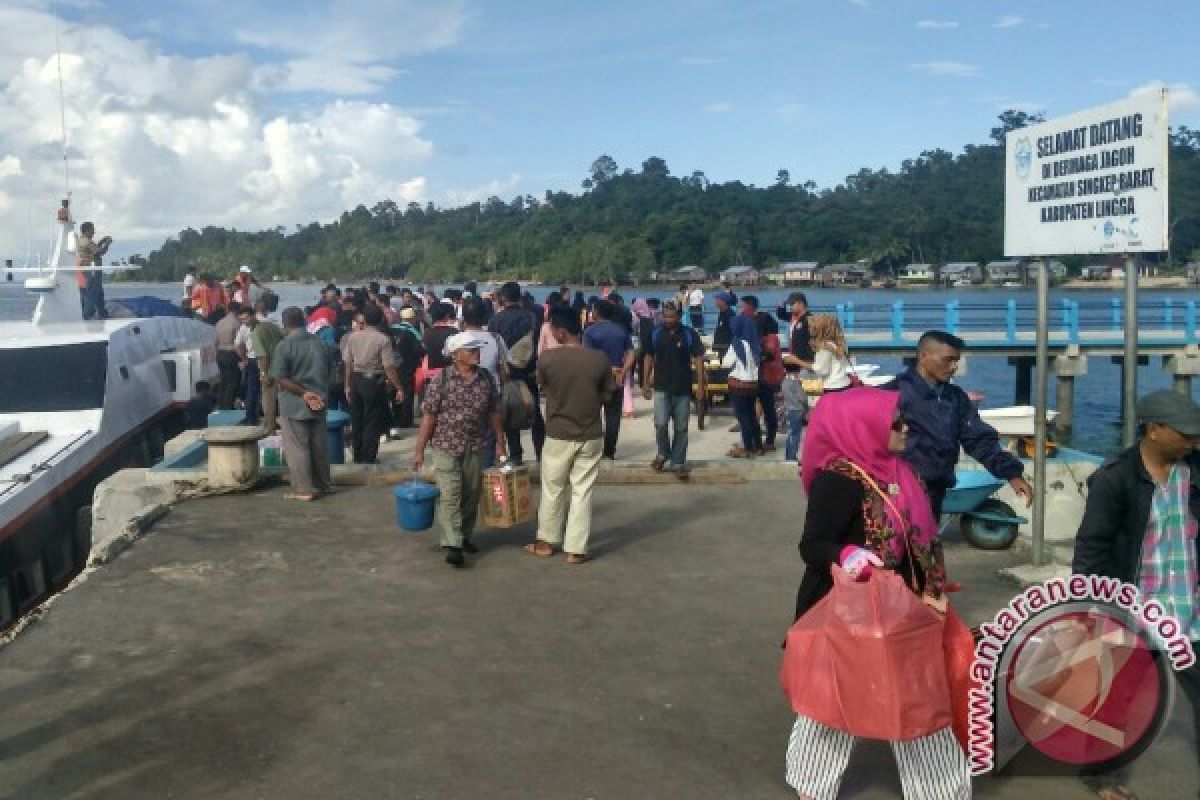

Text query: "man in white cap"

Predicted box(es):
[1074, 389, 1200, 798]
[412, 331, 507, 567]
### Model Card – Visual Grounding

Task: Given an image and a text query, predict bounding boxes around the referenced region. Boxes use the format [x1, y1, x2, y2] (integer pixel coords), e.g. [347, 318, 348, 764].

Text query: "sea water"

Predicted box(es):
[1, 280, 1188, 455]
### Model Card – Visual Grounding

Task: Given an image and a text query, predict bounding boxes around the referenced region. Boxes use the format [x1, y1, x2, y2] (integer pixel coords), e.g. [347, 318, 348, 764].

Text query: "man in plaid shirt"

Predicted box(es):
[1074, 390, 1200, 800]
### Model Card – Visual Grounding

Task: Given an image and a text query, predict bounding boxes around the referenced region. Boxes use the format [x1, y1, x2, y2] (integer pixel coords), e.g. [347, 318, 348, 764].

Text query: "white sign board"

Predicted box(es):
[1004, 90, 1169, 256]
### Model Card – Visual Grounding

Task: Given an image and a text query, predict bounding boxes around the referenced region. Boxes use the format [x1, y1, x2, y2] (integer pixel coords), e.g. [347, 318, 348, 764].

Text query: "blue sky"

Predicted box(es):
[1, 0, 1197, 257]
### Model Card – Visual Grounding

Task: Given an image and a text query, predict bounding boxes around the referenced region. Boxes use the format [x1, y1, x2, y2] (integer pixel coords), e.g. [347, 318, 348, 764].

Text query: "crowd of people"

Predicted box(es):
[175, 269, 1200, 799]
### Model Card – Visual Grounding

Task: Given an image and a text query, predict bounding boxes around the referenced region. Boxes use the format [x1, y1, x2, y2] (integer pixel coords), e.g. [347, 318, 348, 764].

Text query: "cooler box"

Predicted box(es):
[480, 464, 535, 528]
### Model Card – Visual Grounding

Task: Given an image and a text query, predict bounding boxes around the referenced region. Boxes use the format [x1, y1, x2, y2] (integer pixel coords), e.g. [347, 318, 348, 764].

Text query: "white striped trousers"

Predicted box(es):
[785, 714, 971, 800]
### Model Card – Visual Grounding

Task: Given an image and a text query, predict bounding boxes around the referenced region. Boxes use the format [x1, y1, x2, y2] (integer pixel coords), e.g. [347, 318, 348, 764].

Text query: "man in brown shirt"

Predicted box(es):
[412, 332, 507, 567]
[525, 306, 616, 564]
[214, 301, 244, 410]
[343, 304, 403, 464]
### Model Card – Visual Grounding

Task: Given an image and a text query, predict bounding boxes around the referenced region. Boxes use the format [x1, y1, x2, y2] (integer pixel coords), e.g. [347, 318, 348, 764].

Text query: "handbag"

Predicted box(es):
[800, 377, 825, 396]
[727, 376, 759, 396]
[780, 567, 952, 741]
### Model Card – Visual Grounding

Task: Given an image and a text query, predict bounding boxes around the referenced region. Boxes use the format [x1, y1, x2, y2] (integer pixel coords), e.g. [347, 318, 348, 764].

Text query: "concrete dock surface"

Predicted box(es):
[1, 480, 1196, 799]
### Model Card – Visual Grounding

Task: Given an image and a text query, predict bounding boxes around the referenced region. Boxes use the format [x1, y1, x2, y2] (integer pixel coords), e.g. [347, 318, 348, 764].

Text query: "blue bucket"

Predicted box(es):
[394, 480, 440, 532]
[326, 410, 350, 465]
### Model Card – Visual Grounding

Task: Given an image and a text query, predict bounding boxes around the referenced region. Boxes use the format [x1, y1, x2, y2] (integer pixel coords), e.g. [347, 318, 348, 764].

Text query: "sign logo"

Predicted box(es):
[1013, 136, 1033, 181]
[967, 575, 1194, 776]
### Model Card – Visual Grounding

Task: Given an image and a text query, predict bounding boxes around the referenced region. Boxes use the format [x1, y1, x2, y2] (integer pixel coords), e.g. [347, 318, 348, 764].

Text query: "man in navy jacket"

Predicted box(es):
[887, 330, 1033, 518]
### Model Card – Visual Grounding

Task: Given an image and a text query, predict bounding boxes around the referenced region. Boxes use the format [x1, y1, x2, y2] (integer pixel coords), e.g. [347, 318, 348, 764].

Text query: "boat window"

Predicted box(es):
[0, 342, 108, 412]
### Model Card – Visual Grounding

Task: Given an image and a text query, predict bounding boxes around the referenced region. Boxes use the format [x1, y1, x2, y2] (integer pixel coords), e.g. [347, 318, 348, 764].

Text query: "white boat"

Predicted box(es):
[978, 405, 1059, 438]
[0, 199, 217, 629]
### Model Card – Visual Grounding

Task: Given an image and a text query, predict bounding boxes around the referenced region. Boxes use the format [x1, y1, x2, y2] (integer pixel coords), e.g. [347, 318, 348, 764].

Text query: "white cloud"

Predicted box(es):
[1130, 80, 1200, 114]
[232, 0, 469, 94]
[0, 11, 435, 258]
[993, 15, 1024, 29]
[704, 102, 734, 113]
[909, 61, 980, 78]
[679, 56, 725, 66]
[441, 174, 522, 207]
[994, 99, 1046, 114]
[916, 19, 958, 30]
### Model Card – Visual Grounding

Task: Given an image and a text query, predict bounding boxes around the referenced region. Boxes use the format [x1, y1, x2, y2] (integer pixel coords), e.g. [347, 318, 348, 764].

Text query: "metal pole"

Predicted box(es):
[1123, 255, 1139, 446]
[1032, 259, 1050, 567]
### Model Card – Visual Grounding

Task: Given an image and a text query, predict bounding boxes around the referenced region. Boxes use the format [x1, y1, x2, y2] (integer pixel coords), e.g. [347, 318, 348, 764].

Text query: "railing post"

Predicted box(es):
[944, 302, 953, 333]
[1006, 299, 1017, 343]
[1069, 300, 1080, 344]
[1061, 298, 1071, 329]
[1187, 301, 1197, 344]
[1165, 297, 1174, 330]
[891, 301, 904, 343]
[846, 301, 855, 333]
[1111, 297, 1122, 331]
[835, 303, 845, 329]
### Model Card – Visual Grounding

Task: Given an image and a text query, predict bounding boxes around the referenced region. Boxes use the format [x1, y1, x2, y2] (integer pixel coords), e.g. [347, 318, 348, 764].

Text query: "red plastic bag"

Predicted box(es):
[943, 605, 978, 751]
[780, 566, 953, 741]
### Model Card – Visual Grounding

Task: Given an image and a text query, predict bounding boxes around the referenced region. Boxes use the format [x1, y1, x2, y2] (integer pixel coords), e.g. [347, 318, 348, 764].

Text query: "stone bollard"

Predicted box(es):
[202, 425, 269, 489]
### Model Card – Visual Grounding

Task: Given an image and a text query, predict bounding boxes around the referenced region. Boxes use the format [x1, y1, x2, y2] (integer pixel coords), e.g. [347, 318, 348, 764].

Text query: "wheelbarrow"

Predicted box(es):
[941, 470, 1026, 550]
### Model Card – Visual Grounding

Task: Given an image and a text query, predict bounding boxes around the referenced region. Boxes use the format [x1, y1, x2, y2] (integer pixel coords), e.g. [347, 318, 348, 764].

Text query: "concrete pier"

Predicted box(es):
[1164, 349, 1200, 397]
[1, 473, 1197, 798]
[1052, 347, 1087, 435]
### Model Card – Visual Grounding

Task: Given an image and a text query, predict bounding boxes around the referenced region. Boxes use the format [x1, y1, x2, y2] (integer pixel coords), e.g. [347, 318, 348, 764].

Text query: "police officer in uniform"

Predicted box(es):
[343, 304, 404, 464]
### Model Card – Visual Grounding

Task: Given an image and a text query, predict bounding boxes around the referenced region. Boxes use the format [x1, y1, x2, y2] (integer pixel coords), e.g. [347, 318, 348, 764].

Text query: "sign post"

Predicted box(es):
[1004, 89, 1169, 565]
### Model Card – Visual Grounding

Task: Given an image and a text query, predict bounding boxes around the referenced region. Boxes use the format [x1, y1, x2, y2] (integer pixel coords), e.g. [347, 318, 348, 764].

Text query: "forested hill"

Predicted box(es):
[133, 112, 1200, 283]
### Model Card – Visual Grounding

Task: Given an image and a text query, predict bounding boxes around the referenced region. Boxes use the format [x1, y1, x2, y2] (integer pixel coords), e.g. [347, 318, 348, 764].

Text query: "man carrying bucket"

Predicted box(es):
[411, 332, 507, 567]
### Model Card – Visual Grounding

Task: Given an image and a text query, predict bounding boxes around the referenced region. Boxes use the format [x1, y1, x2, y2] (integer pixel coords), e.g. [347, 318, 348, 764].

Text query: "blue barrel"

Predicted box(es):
[394, 480, 440, 531]
[326, 410, 350, 465]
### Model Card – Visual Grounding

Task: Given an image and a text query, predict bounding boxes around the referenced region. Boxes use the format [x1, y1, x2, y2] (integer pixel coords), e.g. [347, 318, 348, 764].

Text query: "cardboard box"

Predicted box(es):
[480, 465, 534, 528]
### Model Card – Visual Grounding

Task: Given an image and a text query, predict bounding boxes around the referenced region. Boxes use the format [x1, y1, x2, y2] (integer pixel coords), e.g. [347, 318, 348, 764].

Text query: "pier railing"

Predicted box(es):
[749, 298, 1200, 345]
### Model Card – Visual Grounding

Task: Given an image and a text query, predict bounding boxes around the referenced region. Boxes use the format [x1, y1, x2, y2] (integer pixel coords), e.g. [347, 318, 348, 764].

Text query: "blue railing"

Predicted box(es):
[696, 297, 1200, 346]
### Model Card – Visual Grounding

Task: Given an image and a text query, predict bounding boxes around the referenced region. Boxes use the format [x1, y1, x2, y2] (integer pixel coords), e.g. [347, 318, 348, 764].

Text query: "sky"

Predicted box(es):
[0, 0, 1197, 261]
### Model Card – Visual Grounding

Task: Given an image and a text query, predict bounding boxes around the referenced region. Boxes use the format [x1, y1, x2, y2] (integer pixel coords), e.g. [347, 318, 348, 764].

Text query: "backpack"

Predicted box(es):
[506, 329, 535, 371]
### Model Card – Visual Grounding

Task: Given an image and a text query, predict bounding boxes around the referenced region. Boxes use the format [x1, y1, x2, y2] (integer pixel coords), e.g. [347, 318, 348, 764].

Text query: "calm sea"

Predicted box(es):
[1, 279, 1189, 456]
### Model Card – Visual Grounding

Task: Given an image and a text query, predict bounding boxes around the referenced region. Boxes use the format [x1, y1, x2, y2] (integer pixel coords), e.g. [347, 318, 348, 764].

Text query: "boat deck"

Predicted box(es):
[0, 432, 48, 472]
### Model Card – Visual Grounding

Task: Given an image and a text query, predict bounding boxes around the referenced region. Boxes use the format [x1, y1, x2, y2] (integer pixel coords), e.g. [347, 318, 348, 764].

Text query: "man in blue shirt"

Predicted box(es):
[888, 330, 1033, 518]
[584, 299, 635, 459]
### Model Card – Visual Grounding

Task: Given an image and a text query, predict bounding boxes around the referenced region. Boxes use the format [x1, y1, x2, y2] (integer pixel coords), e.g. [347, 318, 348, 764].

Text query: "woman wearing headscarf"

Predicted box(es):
[786, 387, 967, 800]
[722, 302, 763, 457]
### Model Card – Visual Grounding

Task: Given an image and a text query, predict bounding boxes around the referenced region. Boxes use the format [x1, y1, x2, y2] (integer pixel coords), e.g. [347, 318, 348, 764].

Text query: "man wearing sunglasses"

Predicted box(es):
[1073, 390, 1200, 800]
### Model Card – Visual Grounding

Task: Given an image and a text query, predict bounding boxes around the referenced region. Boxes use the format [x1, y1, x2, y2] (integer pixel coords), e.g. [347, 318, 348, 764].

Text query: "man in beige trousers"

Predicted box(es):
[524, 306, 616, 564]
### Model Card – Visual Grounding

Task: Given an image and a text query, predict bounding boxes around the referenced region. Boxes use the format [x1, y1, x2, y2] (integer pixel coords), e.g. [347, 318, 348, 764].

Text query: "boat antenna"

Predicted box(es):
[53, 1, 70, 198]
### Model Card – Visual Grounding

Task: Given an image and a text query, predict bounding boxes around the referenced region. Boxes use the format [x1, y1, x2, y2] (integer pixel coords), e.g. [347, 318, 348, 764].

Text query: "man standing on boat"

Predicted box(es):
[76, 221, 110, 320]
[271, 307, 334, 501]
[886, 330, 1033, 518]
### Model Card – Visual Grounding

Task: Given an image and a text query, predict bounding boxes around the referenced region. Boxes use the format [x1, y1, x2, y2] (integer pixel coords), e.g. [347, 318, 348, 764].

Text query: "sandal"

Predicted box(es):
[285, 492, 316, 501]
[1094, 787, 1138, 800]
[727, 447, 751, 458]
[651, 455, 666, 472]
[523, 541, 555, 558]
[565, 553, 589, 565]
